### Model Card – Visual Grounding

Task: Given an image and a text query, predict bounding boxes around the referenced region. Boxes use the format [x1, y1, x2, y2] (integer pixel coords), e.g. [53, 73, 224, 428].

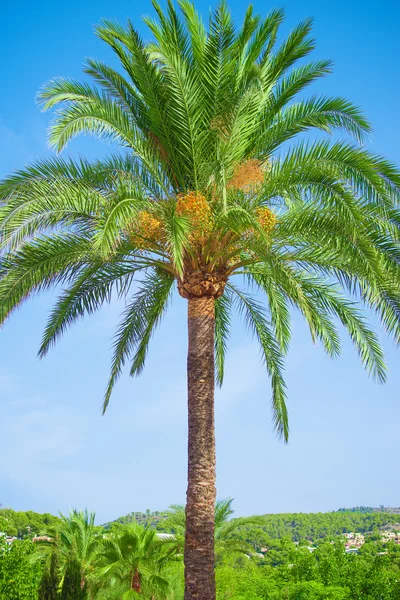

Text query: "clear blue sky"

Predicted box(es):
[0, 0, 399, 524]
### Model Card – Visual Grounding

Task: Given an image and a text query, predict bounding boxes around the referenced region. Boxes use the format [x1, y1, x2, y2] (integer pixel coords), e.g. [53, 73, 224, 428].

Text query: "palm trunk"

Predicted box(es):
[184, 296, 216, 600]
[132, 569, 141, 593]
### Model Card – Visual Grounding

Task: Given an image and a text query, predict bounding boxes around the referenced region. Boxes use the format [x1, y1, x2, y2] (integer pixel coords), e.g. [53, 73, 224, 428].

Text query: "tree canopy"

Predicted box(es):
[1, 1, 399, 441]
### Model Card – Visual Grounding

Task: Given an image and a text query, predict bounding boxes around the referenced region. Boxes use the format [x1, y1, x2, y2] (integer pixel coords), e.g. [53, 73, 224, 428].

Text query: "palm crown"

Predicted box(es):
[34, 510, 99, 596]
[57, 510, 98, 570]
[1, 0, 399, 446]
[96, 524, 173, 597]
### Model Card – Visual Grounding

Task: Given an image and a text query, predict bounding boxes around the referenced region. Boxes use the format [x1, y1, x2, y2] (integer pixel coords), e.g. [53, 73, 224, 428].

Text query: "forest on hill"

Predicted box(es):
[106, 509, 400, 545]
[336, 506, 400, 515]
[2, 507, 399, 543]
[0, 509, 60, 538]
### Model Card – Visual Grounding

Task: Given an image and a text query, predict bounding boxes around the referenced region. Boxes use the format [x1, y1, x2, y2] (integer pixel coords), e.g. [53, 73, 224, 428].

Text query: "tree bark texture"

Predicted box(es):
[184, 296, 216, 600]
[132, 569, 141, 593]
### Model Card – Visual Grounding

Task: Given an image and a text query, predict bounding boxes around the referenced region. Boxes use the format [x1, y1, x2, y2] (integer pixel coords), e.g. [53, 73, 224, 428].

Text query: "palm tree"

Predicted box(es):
[165, 498, 267, 560]
[1, 2, 400, 598]
[34, 510, 98, 597]
[96, 524, 173, 598]
[57, 510, 99, 593]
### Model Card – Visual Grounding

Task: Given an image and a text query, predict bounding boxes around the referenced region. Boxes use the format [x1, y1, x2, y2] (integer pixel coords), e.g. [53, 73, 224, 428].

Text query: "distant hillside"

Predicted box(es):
[105, 509, 400, 542]
[0, 508, 60, 537]
[102, 510, 171, 530]
[336, 506, 400, 514]
[3, 506, 399, 542]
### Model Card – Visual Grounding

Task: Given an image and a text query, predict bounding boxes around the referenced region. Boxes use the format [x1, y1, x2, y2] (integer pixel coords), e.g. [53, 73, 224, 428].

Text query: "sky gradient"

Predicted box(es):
[0, 0, 399, 524]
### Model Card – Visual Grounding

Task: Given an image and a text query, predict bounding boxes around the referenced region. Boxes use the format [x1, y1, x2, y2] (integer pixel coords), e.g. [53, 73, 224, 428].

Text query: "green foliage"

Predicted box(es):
[51, 509, 99, 597]
[337, 506, 400, 514]
[216, 561, 275, 598]
[163, 562, 185, 600]
[215, 542, 400, 599]
[337, 507, 375, 513]
[229, 512, 400, 545]
[277, 581, 350, 600]
[94, 580, 129, 600]
[0, 509, 60, 538]
[96, 523, 175, 598]
[1, 506, 400, 599]
[103, 511, 170, 531]
[0, 539, 41, 600]
[38, 545, 61, 600]
[60, 554, 87, 600]
[57, 510, 97, 561]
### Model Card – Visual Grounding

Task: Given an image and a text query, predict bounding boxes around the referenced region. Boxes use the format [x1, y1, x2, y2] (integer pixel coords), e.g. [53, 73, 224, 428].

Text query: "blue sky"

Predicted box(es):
[0, 0, 399, 524]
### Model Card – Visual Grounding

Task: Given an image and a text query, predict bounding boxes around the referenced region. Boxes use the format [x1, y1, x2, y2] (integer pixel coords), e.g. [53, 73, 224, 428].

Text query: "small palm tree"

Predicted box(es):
[1, 2, 400, 598]
[35, 511, 98, 597]
[57, 510, 99, 593]
[166, 498, 266, 559]
[96, 524, 173, 598]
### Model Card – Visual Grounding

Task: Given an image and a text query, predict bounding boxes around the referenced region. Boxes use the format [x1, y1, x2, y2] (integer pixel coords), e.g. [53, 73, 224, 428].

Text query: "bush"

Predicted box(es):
[0, 539, 41, 600]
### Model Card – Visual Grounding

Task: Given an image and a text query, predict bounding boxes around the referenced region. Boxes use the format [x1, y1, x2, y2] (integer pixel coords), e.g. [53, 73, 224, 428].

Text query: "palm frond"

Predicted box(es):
[214, 291, 232, 386]
[228, 284, 288, 441]
[103, 269, 174, 413]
